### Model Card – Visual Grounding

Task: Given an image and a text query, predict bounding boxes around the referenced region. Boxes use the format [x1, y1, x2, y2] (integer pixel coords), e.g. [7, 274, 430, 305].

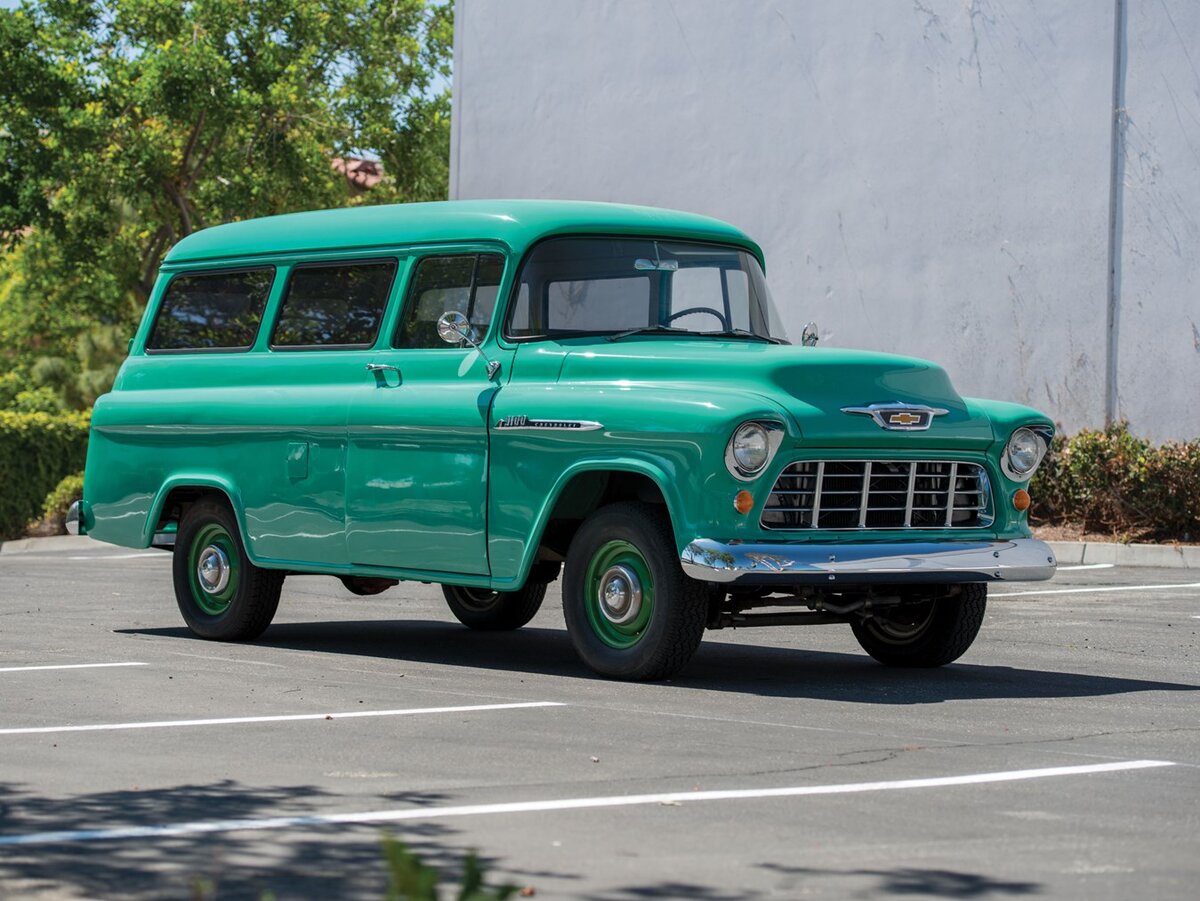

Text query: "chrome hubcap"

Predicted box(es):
[598, 564, 642, 625]
[197, 545, 231, 595]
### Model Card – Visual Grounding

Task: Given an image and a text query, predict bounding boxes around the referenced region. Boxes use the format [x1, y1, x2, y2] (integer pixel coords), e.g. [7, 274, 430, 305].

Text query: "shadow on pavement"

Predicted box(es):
[0, 780, 560, 900]
[117, 620, 1200, 704]
[755, 863, 1042, 898]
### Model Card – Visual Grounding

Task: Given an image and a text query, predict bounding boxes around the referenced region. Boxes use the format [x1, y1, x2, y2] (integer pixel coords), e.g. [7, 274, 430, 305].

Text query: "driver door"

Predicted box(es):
[345, 252, 508, 575]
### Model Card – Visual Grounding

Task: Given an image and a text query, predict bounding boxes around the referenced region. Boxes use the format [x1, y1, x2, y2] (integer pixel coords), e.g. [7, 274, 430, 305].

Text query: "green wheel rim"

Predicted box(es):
[583, 539, 655, 649]
[187, 522, 241, 616]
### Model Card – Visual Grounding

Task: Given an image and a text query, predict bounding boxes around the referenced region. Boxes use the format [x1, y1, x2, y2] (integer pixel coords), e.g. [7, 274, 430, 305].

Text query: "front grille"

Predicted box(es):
[760, 460, 991, 530]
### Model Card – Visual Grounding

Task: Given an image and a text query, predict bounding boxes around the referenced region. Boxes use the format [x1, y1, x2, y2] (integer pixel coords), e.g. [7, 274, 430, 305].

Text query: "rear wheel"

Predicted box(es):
[563, 502, 707, 680]
[172, 498, 283, 640]
[850, 584, 987, 667]
[442, 583, 546, 630]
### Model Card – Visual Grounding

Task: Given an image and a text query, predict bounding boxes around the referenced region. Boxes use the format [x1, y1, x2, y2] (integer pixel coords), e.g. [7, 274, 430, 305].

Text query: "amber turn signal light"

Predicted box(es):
[733, 490, 755, 515]
[1012, 489, 1031, 512]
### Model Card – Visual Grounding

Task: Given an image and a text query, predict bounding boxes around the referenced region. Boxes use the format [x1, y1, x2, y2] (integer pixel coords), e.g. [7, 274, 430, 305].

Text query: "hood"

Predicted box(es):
[556, 340, 996, 448]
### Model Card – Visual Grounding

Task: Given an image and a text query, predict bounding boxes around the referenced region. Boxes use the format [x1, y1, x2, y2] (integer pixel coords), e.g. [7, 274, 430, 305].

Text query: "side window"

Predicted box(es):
[146, 269, 273, 351]
[271, 260, 397, 349]
[395, 253, 504, 348]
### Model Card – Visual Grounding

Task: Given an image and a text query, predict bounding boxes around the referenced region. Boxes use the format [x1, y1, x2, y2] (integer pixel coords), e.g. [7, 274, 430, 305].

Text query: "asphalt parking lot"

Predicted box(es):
[1, 540, 1197, 900]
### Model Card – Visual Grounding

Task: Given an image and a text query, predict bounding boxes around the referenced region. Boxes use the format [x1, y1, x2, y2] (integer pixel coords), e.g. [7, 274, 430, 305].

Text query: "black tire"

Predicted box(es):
[442, 583, 546, 630]
[172, 498, 283, 640]
[563, 502, 707, 681]
[850, 583, 987, 667]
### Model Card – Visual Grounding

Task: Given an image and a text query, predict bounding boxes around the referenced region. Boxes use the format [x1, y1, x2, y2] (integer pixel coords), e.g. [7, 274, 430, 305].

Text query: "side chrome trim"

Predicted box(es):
[680, 538, 1056, 585]
[495, 416, 603, 431]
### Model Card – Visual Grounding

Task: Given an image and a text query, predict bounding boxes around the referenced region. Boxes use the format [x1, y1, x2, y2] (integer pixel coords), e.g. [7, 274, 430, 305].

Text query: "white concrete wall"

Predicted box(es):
[1115, 1, 1200, 440]
[452, 0, 1200, 441]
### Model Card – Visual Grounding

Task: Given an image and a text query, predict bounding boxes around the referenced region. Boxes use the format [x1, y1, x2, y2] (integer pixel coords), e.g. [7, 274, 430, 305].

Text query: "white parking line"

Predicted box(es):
[993, 582, 1200, 598]
[0, 759, 1173, 847]
[67, 553, 165, 560]
[0, 701, 563, 736]
[0, 662, 148, 674]
[1055, 563, 1115, 572]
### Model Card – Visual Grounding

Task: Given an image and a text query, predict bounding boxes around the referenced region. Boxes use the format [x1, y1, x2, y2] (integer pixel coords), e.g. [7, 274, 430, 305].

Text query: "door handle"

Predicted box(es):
[366, 363, 402, 374]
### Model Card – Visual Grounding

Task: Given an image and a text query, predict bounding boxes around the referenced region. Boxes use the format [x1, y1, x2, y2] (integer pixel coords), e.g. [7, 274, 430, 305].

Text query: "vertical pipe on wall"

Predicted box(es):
[1105, 0, 1128, 426]
[449, 0, 466, 200]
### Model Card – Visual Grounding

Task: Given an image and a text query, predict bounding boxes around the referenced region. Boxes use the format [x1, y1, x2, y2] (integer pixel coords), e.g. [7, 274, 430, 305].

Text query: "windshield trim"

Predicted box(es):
[500, 234, 785, 346]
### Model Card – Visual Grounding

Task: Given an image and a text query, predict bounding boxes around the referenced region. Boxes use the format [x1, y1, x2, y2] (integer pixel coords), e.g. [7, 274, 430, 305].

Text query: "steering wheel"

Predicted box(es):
[663, 307, 729, 330]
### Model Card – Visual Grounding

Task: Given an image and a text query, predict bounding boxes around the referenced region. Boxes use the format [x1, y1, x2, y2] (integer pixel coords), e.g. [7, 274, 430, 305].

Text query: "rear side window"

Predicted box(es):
[271, 260, 398, 349]
[147, 269, 273, 351]
[395, 253, 505, 348]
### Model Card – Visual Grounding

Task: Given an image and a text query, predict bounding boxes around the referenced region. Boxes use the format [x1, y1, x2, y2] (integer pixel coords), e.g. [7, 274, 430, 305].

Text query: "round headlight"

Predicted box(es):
[730, 422, 770, 475]
[1006, 427, 1043, 477]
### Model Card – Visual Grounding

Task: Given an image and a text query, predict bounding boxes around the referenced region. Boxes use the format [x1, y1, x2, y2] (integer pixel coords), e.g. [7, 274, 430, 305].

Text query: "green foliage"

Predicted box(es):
[9, 385, 67, 413]
[0, 0, 452, 378]
[31, 321, 131, 409]
[1032, 422, 1200, 542]
[381, 836, 517, 901]
[0, 409, 90, 540]
[40, 468, 84, 531]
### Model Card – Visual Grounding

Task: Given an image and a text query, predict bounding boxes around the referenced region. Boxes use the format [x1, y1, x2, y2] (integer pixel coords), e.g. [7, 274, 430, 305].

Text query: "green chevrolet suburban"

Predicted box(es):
[76, 200, 1056, 679]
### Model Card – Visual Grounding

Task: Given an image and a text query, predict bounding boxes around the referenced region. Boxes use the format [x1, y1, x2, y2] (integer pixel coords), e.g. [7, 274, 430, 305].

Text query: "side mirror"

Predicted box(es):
[436, 311, 500, 380]
[436, 310, 477, 346]
[801, 322, 819, 347]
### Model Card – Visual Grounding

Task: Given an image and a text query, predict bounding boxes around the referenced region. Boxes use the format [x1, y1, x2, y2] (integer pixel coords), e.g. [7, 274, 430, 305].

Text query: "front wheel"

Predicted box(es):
[173, 498, 283, 640]
[563, 503, 707, 681]
[442, 583, 546, 630]
[850, 584, 987, 667]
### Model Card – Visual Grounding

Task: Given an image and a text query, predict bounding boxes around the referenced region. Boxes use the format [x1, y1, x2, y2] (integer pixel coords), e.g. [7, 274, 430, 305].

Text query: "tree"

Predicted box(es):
[0, 0, 452, 391]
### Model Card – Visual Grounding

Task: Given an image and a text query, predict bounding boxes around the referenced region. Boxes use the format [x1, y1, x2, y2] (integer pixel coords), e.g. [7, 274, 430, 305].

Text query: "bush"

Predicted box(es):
[0, 411, 90, 541]
[1032, 422, 1200, 541]
[381, 836, 517, 900]
[39, 470, 85, 534]
[11, 386, 68, 414]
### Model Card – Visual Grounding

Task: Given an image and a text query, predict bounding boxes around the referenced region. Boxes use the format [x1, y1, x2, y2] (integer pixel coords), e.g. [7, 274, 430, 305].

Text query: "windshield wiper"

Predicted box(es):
[700, 329, 790, 345]
[606, 325, 693, 342]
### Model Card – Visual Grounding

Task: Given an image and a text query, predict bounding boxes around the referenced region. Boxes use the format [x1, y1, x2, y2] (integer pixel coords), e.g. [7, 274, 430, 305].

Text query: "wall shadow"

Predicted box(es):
[117, 620, 1200, 705]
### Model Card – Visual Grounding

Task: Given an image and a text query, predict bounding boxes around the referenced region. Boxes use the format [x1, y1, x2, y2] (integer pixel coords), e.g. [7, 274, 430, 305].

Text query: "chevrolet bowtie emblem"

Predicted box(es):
[841, 403, 949, 432]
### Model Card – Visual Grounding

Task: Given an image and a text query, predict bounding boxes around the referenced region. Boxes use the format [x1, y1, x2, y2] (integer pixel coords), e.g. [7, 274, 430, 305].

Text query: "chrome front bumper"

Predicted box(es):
[680, 538, 1056, 585]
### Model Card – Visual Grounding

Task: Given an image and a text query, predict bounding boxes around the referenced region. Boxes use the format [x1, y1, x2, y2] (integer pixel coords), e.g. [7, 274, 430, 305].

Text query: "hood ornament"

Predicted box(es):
[841, 402, 949, 432]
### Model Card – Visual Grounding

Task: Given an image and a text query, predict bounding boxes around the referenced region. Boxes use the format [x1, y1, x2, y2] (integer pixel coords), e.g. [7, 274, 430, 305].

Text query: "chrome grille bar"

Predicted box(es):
[944, 462, 958, 528]
[858, 461, 872, 529]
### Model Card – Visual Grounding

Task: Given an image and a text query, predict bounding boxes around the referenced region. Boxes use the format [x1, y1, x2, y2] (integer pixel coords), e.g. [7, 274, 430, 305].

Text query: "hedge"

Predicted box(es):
[0, 410, 90, 541]
[1031, 422, 1200, 542]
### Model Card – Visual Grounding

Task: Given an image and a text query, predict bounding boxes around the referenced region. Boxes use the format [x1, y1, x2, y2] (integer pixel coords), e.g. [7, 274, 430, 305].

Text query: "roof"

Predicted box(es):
[161, 199, 763, 267]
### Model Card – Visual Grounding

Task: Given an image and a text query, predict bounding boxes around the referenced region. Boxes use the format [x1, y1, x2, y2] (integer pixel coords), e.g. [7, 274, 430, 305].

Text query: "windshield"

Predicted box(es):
[504, 237, 789, 343]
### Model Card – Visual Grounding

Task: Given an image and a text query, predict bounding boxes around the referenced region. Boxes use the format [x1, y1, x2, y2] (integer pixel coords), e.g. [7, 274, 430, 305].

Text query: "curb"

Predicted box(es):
[1046, 540, 1200, 570]
[4, 534, 1198, 569]
[0, 535, 99, 555]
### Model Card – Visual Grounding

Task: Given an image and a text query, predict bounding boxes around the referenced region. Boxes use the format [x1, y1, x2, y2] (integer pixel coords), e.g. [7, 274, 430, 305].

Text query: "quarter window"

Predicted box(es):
[147, 269, 273, 351]
[271, 261, 397, 349]
[395, 253, 505, 348]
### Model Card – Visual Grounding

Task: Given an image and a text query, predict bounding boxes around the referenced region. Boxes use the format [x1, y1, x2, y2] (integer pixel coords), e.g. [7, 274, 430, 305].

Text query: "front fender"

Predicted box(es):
[501, 456, 684, 589]
[486, 380, 797, 586]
